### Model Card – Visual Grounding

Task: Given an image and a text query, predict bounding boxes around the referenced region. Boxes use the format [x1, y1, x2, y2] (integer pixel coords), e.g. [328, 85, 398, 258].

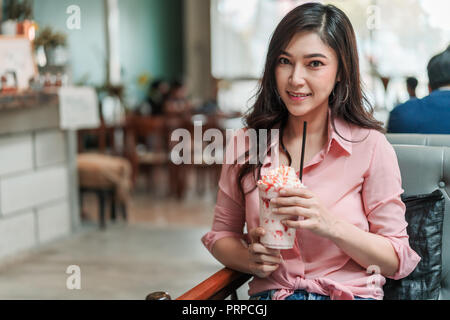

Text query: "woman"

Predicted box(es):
[201, 3, 420, 300]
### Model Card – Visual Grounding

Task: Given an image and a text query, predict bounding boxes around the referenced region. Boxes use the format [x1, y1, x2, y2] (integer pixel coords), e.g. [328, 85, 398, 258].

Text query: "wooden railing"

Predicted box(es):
[146, 268, 252, 300]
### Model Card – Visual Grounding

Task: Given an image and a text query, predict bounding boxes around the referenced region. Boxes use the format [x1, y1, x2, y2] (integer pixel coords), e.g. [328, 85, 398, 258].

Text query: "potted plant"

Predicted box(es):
[34, 26, 68, 66]
[1, 0, 34, 37]
[16, 0, 35, 39]
[1, 0, 20, 35]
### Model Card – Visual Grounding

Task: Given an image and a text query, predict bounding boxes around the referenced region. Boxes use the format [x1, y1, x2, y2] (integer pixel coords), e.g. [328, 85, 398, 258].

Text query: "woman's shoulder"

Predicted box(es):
[345, 121, 389, 150]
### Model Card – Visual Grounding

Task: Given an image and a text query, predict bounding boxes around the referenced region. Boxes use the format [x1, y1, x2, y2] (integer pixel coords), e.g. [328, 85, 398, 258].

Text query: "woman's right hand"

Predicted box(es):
[248, 227, 282, 278]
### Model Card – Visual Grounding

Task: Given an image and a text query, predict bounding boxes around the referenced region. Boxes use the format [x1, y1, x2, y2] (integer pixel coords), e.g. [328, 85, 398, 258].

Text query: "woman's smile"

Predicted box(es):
[287, 91, 312, 101]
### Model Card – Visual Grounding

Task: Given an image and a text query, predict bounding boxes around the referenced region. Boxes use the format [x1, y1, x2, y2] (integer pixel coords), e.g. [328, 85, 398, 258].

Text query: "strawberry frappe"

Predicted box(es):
[257, 165, 305, 249]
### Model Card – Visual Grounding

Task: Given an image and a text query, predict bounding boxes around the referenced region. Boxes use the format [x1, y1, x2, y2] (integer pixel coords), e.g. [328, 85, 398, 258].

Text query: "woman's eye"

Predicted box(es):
[279, 57, 290, 65]
[309, 60, 324, 68]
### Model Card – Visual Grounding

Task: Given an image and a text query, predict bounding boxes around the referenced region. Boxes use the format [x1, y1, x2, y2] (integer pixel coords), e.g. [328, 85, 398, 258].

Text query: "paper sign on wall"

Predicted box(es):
[58, 86, 100, 130]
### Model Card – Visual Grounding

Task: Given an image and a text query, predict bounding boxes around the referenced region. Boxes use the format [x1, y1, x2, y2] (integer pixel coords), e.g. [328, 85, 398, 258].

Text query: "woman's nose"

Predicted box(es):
[289, 65, 306, 86]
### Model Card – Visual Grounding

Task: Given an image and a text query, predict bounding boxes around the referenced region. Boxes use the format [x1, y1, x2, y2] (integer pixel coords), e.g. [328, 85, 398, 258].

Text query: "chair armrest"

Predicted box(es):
[146, 267, 252, 300]
[177, 267, 252, 300]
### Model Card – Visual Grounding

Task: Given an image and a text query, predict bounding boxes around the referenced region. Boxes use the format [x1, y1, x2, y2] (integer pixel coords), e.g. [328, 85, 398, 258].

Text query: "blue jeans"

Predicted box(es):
[249, 289, 375, 300]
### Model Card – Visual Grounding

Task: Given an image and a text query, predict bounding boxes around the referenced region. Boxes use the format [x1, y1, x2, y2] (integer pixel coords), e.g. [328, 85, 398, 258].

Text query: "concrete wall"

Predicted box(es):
[0, 104, 78, 261]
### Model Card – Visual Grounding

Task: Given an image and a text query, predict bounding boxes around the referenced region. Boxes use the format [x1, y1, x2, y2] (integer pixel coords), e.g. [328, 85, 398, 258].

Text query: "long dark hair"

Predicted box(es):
[232, 3, 384, 200]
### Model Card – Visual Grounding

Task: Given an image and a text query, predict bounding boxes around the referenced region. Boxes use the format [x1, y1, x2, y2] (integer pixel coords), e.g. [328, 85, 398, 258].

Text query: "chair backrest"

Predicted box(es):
[386, 133, 450, 148]
[130, 115, 167, 137]
[391, 144, 450, 300]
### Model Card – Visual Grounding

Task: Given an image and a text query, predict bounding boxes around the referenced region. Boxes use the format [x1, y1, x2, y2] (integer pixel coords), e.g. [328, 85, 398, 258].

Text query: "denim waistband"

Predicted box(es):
[249, 289, 375, 300]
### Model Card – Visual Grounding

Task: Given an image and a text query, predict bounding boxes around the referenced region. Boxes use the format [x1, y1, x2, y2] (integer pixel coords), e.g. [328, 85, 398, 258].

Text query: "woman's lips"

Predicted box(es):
[287, 91, 312, 101]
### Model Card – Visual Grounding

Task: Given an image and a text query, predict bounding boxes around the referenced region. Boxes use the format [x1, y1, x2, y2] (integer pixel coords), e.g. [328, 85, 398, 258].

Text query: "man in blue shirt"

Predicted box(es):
[387, 46, 450, 133]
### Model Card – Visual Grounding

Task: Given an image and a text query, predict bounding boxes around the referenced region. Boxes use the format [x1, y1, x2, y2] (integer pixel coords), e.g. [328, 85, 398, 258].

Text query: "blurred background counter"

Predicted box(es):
[0, 90, 79, 260]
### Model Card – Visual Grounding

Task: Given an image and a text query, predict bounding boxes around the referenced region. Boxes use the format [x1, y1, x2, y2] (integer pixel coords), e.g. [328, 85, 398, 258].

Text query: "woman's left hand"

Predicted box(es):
[271, 187, 341, 240]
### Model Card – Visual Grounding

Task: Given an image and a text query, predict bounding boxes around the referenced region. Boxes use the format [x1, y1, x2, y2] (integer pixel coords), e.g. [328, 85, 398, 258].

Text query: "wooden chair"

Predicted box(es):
[125, 114, 194, 199]
[146, 267, 252, 300]
[77, 153, 131, 229]
[165, 113, 225, 199]
[125, 115, 169, 188]
[166, 116, 194, 199]
[188, 114, 224, 197]
[79, 186, 126, 229]
[77, 118, 131, 229]
[78, 121, 124, 156]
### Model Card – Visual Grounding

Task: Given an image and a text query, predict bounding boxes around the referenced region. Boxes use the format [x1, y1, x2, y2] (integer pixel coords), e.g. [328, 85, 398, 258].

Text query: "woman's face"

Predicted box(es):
[275, 31, 339, 119]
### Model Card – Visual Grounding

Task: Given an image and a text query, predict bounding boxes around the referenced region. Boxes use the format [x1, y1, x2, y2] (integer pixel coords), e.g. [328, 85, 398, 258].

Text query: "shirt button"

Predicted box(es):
[439, 181, 446, 188]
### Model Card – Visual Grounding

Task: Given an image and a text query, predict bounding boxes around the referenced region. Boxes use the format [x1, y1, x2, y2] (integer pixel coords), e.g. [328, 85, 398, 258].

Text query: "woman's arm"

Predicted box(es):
[211, 237, 252, 274]
[274, 187, 399, 277]
[329, 219, 399, 277]
[211, 228, 282, 278]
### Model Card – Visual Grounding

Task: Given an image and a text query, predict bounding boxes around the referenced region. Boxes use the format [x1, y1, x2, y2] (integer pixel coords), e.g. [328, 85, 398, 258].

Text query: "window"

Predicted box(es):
[211, 0, 450, 123]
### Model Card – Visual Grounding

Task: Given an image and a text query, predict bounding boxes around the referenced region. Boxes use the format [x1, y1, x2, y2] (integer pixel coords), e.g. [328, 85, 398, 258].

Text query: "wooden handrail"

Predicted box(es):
[176, 268, 252, 300]
[178, 267, 253, 300]
[146, 267, 252, 300]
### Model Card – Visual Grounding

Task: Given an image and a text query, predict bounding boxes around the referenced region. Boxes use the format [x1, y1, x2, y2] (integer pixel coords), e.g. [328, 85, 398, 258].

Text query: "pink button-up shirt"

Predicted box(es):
[201, 115, 421, 300]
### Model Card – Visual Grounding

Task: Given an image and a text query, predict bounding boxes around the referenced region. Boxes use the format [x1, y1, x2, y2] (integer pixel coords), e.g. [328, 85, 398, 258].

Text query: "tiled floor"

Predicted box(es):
[0, 170, 251, 300]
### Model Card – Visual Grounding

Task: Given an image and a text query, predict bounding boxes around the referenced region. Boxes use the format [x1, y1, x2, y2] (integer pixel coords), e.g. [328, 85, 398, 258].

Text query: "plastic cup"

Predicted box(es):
[258, 185, 297, 249]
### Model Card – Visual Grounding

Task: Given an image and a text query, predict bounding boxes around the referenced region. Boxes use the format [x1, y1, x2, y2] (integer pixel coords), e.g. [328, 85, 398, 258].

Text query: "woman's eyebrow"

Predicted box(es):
[280, 50, 293, 57]
[280, 51, 328, 59]
[304, 53, 328, 59]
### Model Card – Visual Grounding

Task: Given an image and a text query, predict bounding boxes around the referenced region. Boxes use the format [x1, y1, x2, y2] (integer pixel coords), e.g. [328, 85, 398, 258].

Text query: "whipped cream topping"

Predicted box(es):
[257, 165, 304, 192]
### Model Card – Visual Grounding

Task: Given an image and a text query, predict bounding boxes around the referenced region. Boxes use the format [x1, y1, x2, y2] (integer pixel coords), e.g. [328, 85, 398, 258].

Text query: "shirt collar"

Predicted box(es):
[326, 111, 353, 156]
[262, 110, 352, 169]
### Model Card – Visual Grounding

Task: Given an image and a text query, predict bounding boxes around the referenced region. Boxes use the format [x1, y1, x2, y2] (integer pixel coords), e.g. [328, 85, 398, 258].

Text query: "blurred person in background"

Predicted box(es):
[138, 79, 170, 116]
[406, 76, 418, 99]
[387, 45, 450, 133]
[149, 79, 170, 116]
[163, 80, 193, 116]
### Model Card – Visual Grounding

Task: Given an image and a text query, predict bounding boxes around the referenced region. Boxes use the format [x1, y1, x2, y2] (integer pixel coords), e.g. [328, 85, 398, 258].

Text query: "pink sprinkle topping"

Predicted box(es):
[257, 165, 304, 192]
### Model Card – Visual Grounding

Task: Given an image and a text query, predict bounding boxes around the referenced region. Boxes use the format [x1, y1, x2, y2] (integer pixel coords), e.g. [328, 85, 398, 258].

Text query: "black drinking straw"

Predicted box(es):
[299, 121, 307, 181]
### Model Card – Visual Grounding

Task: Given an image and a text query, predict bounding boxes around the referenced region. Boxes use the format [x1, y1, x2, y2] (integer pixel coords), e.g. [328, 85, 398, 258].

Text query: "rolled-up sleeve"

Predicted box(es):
[362, 133, 421, 280]
[201, 131, 247, 253]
